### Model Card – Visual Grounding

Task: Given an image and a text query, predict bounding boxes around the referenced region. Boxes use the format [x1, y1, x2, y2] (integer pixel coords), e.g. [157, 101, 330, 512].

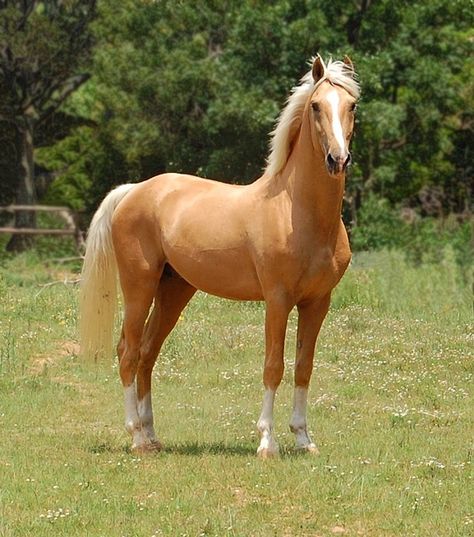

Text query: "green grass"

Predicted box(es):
[0, 250, 472, 536]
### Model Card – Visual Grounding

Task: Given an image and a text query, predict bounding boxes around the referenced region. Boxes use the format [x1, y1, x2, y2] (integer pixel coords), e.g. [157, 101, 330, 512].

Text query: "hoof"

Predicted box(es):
[296, 443, 320, 455]
[257, 446, 279, 459]
[305, 443, 320, 455]
[132, 440, 163, 454]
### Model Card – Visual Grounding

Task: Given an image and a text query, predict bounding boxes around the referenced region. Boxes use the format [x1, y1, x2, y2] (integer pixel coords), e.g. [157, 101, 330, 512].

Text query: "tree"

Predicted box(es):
[322, 0, 473, 219]
[38, 0, 472, 229]
[40, 0, 332, 211]
[0, 0, 96, 250]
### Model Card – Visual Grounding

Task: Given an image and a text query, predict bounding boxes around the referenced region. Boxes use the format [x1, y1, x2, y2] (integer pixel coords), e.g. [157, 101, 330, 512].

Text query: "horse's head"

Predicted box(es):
[309, 55, 359, 176]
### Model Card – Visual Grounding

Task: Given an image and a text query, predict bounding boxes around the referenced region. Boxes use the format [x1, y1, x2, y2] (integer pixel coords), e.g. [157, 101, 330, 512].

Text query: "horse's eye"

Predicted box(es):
[350, 103, 357, 112]
[311, 102, 320, 113]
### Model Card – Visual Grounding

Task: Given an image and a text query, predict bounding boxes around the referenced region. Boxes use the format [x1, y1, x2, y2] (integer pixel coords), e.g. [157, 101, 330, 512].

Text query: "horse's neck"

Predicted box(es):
[280, 113, 345, 240]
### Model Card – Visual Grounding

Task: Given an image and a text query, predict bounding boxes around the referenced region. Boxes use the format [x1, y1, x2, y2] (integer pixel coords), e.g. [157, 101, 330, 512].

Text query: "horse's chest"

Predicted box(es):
[296, 249, 339, 292]
[267, 237, 350, 299]
[303, 239, 351, 297]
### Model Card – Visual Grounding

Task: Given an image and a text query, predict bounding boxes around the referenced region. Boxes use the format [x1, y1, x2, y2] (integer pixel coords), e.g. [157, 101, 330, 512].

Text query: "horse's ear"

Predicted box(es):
[343, 55, 354, 75]
[312, 55, 325, 83]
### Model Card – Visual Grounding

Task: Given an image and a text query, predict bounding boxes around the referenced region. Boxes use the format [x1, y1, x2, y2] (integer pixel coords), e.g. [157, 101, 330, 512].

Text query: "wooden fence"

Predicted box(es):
[0, 205, 85, 251]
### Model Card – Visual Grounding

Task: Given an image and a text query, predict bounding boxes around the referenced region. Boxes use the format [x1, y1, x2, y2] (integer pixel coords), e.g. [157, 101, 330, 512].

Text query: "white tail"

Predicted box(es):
[79, 183, 137, 360]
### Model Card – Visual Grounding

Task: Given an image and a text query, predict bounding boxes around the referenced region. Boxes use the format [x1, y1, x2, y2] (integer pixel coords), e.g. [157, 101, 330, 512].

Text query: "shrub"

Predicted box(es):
[351, 194, 473, 271]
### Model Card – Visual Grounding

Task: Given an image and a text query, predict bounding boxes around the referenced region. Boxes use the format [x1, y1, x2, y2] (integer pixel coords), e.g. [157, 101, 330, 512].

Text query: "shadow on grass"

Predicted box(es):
[89, 440, 320, 459]
[89, 441, 121, 454]
[87, 440, 256, 457]
[163, 441, 255, 457]
[156, 442, 320, 459]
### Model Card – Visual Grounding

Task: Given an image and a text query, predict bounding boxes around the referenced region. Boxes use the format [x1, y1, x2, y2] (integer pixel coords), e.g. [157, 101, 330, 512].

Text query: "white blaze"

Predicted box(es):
[326, 90, 346, 154]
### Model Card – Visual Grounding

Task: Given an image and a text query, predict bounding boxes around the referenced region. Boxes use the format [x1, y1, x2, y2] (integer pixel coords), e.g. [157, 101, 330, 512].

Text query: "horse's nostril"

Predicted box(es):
[344, 152, 352, 168]
[326, 153, 336, 167]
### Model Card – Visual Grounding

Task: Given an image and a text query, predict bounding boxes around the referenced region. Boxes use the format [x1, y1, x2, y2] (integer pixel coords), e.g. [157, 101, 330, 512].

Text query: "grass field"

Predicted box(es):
[0, 249, 472, 537]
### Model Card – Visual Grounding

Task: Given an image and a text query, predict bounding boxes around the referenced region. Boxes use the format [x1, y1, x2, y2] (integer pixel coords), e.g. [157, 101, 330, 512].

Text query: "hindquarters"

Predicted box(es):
[123, 174, 264, 301]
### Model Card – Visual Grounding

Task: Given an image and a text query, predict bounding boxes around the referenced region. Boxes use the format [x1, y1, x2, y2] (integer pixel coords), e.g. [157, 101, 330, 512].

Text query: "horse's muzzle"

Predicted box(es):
[326, 152, 351, 175]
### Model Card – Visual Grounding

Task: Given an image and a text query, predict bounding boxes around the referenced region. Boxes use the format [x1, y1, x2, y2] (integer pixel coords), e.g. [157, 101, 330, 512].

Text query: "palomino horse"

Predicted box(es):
[80, 55, 360, 457]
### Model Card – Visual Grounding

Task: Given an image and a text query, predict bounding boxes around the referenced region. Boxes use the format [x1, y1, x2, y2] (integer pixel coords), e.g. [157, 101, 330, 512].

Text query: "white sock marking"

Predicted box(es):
[137, 392, 156, 441]
[290, 386, 308, 430]
[124, 382, 156, 448]
[124, 382, 139, 435]
[257, 388, 279, 455]
[290, 386, 317, 450]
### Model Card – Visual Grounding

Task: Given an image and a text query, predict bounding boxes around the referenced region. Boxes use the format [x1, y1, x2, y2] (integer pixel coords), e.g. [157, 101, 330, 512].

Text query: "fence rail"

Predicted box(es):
[0, 204, 73, 212]
[0, 205, 85, 250]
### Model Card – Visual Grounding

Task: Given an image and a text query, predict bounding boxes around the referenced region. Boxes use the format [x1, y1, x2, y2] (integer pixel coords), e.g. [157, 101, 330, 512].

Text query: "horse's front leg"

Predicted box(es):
[257, 296, 292, 458]
[289, 294, 331, 453]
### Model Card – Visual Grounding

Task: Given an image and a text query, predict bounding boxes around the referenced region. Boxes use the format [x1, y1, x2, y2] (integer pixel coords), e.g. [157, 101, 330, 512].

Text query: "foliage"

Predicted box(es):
[0, 0, 96, 117]
[0, 0, 96, 249]
[345, 0, 473, 212]
[351, 194, 473, 269]
[36, 1, 472, 211]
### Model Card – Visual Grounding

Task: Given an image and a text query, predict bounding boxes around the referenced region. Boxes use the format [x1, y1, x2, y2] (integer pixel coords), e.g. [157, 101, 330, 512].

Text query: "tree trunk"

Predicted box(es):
[6, 119, 37, 252]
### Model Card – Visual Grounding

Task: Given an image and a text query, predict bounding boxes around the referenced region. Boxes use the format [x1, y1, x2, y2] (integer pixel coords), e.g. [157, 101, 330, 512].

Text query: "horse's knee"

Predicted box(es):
[294, 359, 313, 387]
[116, 331, 125, 362]
[119, 347, 140, 386]
[263, 360, 284, 389]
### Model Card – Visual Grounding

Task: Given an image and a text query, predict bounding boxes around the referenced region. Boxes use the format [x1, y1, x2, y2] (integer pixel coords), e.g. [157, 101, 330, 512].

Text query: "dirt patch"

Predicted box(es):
[232, 486, 263, 507]
[29, 355, 55, 375]
[59, 340, 80, 357]
[29, 340, 80, 375]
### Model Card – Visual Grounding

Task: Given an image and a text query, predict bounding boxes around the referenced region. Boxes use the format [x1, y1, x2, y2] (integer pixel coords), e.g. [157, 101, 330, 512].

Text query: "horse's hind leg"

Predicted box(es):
[133, 268, 196, 451]
[116, 263, 159, 451]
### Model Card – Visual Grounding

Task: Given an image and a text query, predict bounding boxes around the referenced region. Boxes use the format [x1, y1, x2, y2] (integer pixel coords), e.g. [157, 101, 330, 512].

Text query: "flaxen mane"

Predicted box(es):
[266, 56, 360, 177]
